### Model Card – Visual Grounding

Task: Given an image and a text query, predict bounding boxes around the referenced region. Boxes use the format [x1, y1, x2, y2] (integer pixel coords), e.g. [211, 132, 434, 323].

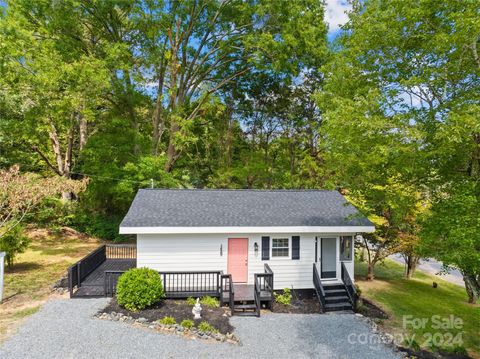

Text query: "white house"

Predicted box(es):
[118, 189, 374, 314]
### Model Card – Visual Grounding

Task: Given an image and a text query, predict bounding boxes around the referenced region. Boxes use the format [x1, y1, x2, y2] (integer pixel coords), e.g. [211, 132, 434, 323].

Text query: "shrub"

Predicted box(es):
[0, 225, 30, 268]
[198, 321, 218, 333]
[116, 268, 164, 311]
[274, 288, 292, 305]
[159, 316, 176, 325]
[180, 319, 194, 329]
[200, 296, 219, 308]
[186, 297, 196, 306]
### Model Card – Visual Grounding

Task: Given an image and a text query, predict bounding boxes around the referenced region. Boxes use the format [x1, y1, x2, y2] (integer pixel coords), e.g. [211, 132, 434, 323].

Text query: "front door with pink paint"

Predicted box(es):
[227, 238, 248, 283]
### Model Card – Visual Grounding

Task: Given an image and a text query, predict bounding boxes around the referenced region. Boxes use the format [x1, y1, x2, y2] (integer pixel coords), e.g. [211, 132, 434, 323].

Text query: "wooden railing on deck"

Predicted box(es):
[220, 274, 235, 315]
[104, 270, 222, 298]
[106, 244, 136, 259]
[313, 263, 326, 313]
[68, 245, 107, 297]
[341, 262, 357, 310]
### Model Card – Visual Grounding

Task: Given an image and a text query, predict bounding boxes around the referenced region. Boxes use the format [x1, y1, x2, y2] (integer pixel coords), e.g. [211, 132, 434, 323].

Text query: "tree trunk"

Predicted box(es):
[49, 123, 64, 175]
[405, 255, 419, 279]
[366, 262, 375, 281]
[79, 114, 87, 151]
[463, 273, 480, 304]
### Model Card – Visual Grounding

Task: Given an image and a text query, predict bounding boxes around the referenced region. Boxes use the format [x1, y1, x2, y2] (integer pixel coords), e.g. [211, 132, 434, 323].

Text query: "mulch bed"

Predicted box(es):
[272, 297, 321, 314]
[356, 298, 389, 319]
[102, 298, 234, 334]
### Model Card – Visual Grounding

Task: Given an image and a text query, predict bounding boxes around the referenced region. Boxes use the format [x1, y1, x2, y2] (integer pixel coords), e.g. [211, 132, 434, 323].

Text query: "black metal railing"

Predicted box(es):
[220, 274, 235, 315]
[313, 263, 326, 313]
[104, 270, 222, 298]
[253, 274, 261, 317]
[106, 244, 136, 259]
[341, 262, 357, 310]
[68, 262, 80, 297]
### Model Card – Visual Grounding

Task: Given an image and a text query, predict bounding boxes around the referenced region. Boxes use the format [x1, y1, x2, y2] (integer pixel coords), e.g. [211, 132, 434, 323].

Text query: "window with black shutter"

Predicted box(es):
[292, 236, 300, 260]
[261, 236, 270, 260]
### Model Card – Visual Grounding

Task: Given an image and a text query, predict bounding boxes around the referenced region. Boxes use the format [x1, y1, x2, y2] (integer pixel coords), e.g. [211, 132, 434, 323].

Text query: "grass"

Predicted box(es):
[0, 227, 101, 342]
[355, 258, 480, 357]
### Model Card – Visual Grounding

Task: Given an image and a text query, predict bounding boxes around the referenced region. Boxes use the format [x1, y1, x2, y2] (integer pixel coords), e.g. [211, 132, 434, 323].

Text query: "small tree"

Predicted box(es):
[0, 225, 29, 268]
[0, 165, 86, 238]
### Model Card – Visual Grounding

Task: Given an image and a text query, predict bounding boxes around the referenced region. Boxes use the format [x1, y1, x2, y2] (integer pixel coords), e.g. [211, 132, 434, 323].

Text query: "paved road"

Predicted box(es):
[0, 298, 402, 359]
[389, 254, 464, 287]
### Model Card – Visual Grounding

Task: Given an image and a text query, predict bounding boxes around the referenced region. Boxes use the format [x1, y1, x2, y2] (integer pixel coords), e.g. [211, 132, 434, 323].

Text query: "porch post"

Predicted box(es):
[0, 252, 5, 303]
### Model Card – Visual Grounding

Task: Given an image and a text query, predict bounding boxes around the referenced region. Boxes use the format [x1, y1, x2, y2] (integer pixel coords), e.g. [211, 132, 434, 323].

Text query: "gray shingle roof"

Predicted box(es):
[120, 189, 373, 228]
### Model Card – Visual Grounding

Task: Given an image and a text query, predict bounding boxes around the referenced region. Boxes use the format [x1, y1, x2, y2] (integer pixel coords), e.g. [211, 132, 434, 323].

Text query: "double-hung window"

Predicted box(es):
[272, 238, 289, 258]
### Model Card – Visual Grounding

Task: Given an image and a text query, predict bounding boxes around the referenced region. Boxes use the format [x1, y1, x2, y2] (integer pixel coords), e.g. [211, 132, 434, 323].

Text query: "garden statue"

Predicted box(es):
[192, 298, 202, 319]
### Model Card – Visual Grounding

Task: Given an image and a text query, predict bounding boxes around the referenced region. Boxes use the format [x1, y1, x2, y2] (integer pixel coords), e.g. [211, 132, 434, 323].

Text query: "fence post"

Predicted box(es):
[0, 252, 5, 303]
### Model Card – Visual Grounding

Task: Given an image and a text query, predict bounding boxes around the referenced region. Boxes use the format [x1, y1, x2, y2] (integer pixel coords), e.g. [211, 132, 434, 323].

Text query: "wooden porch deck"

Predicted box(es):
[73, 259, 136, 297]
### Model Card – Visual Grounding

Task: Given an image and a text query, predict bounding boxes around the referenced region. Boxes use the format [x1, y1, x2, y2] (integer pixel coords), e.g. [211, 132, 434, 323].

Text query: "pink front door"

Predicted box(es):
[228, 238, 248, 283]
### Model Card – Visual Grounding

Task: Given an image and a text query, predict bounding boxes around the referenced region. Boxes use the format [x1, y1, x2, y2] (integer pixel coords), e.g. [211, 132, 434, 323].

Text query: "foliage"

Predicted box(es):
[197, 321, 218, 333]
[0, 165, 87, 237]
[180, 319, 194, 329]
[0, 225, 30, 268]
[186, 297, 196, 306]
[200, 296, 219, 308]
[274, 288, 292, 306]
[420, 182, 480, 303]
[159, 316, 176, 325]
[356, 259, 480, 355]
[116, 268, 165, 311]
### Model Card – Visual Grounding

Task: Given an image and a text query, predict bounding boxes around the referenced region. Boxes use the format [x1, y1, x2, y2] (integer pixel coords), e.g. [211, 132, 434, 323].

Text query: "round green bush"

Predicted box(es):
[116, 268, 165, 311]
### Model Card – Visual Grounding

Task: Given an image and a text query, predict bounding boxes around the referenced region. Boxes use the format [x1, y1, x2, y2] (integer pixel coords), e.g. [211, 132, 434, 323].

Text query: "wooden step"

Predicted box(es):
[325, 295, 350, 304]
[234, 304, 257, 310]
[325, 302, 353, 312]
[324, 289, 347, 297]
[322, 284, 346, 290]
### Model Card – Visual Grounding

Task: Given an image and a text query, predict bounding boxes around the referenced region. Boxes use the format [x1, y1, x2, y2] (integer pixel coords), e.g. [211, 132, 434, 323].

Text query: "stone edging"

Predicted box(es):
[94, 311, 239, 345]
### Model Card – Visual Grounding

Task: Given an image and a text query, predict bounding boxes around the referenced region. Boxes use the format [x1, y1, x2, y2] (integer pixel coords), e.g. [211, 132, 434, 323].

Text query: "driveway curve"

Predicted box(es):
[0, 298, 402, 359]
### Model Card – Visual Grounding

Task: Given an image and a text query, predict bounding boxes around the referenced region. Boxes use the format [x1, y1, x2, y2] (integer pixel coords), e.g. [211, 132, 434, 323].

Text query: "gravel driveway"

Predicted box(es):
[0, 298, 401, 359]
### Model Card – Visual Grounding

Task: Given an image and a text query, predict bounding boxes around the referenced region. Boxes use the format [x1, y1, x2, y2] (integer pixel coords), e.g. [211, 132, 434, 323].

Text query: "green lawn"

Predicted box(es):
[355, 259, 480, 357]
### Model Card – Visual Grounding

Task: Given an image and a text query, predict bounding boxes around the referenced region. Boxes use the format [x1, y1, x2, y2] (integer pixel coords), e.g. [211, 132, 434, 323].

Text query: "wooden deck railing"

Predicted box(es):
[68, 243, 137, 298]
[313, 263, 326, 313]
[341, 262, 357, 310]
[104, 270, 222, 298]
[106, 244, 136, 259]
[220, 274, 235, 315]
[68, 245, 107, 297]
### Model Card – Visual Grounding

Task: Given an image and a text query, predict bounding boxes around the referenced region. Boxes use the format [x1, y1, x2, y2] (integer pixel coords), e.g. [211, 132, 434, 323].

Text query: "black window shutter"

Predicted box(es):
[261, 236, 270, 260]
[292, 236, 300, 260]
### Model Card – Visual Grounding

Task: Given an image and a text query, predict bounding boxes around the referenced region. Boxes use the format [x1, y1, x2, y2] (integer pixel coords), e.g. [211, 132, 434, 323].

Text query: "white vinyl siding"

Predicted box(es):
[136, 232, 356, 290]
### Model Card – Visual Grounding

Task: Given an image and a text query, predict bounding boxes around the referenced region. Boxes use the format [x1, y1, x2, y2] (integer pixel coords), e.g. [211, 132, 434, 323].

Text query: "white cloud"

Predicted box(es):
[324, 0, 352, 32]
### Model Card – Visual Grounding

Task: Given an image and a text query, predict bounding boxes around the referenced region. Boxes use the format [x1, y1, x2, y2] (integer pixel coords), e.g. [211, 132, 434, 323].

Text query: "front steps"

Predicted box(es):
[232, 301, 259, 317]
[323, 284, 353, 312]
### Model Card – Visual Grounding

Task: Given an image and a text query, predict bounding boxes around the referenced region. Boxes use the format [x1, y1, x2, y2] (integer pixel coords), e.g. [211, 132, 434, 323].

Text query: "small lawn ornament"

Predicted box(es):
[192, 298, 202, 319]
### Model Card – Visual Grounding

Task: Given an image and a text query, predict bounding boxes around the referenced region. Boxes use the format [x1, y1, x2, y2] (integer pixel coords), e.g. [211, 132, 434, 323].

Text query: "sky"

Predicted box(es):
[324, 0, 352, 41]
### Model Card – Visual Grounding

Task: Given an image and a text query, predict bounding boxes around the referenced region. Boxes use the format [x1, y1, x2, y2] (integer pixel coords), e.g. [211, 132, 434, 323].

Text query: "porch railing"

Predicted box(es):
[106, 244, 136, 259]
[68, 243, 136, 297]
[313, 263, 326, 313]
[220, 274, 235, 315]
[253, 274, 261, 317]
[68, 245, 107, 297]
[104, 270, 222, 298]
[259, 264, 274, 291]
[341, 262, 358, 310]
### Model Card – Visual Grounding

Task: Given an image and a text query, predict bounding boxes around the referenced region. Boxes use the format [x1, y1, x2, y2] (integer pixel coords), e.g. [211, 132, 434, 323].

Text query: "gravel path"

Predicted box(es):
[0, 298, 402, 359]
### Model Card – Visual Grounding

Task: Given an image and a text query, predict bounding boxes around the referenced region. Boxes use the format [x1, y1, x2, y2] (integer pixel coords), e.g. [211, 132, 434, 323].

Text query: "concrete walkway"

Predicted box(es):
[0, 298, 402, 359]
[389, 254, 464, 287]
